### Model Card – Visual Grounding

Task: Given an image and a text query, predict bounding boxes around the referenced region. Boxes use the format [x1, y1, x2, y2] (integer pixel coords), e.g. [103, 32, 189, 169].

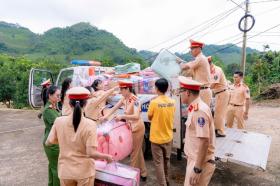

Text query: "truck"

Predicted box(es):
[29, 63, 272, 171]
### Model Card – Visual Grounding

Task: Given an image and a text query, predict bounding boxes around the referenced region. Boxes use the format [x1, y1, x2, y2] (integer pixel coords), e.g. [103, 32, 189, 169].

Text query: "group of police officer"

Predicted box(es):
[177, 39, 250, 186]
[40, 39, 250, 186]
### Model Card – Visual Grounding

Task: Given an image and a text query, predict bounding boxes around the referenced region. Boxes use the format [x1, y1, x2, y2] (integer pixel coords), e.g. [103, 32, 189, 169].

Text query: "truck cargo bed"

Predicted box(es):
[215, 128, 271, 170]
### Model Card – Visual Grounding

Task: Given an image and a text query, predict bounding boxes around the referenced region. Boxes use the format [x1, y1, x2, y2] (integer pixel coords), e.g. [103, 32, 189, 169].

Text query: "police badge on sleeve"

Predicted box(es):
[214, 75, 218, 81]
[134, 100, 141, 112]
[198, 117, 205, 127]
[134, 101, 139, 107]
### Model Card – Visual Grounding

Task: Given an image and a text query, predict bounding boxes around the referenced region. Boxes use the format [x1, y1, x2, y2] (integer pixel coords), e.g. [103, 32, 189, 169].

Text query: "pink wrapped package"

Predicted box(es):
[95, 160, 140, 186]
[97, 120, 133, 161]
[139, 67, 158, 77]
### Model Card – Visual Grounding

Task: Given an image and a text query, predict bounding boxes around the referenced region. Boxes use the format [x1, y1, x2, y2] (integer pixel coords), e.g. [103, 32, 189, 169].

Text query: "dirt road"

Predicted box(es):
[0, 103, 279, 186]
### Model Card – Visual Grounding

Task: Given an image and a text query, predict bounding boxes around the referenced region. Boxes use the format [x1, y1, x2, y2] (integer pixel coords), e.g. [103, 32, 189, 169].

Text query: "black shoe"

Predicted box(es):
[215, 130, 226, 137]
[37, 113, 42, 119]
[140, 176, 147, 182]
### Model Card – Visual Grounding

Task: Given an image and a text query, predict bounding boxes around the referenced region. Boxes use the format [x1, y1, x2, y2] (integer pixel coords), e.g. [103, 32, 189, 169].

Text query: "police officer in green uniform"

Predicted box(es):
[42, 85, 61, 186]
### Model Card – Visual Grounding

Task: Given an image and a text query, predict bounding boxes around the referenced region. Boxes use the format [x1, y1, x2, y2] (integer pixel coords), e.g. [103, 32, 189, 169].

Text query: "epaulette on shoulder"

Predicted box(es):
[129, 95, 138, 103]
[84, 116, 98, 122]
[193, 103, 199, 111]
[241, 83, 248, 88]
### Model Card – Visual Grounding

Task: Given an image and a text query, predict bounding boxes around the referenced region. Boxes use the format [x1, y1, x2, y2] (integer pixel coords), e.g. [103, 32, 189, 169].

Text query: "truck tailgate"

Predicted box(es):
[216, 128, 272, 170]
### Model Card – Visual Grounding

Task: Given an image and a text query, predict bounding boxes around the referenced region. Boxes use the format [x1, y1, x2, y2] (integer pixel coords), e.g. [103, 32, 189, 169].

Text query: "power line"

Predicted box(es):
[161, 4, 280, 55]
[229, 0, 246, 11]
[204, 4, 280, 35]
[209, 23, 280, 55]
[145, 1, 280, 56]
[168, 8, 242, 54]
[143, 2, 280, 61]
[209, 37, 243, 56]
[197, 7, 240, 40]
[215, 33, 242, 44]
[177, 35, 243, 56]
[194, 4, 280, 47]
[217, 33, 242, 43]
[248, 34, 280, 36]
[254, 4, 280, 15]
[250, 0, 280, 4]
[170, 26, 242, 55]
[248, 41, 280, 45]
[146, 5, 241, 51]
[166, 6, 240, 50]
[250, 31, 280, 33]
[176, 33, 242, 54]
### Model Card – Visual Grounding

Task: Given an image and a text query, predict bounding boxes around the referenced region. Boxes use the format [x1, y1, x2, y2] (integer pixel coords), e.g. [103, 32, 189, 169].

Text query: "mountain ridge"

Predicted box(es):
[0, 21, 259, 65]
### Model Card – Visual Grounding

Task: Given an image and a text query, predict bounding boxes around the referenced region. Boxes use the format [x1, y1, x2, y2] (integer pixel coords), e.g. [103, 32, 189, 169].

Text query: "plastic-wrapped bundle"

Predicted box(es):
[97, 120, 133, 161]
[151, 49, 181, 81]
[95, 160, 140, 186]
[139, 67, 158, 78]
[114, 63, 141, 75]
[72, 66, 96, 87]
[138, 77, 159, 94]
[130, 75, 143, 94]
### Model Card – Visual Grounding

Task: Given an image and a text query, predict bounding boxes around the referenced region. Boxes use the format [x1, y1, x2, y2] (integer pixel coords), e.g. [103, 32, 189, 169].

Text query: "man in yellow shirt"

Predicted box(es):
[148, 78, 175, 186]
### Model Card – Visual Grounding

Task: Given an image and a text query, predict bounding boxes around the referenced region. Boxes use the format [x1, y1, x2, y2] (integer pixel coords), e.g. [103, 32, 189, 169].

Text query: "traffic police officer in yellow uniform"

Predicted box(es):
[226, 71, 250, 129]
[178, 76, 216, 186]
[46, 87, 113, 186]
[178, 40, 212, 107]
[208, 56, 229, 137]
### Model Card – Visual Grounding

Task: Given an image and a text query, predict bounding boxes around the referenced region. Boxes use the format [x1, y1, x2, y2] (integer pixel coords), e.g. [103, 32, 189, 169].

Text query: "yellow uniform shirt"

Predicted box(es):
[148, 95, 175, 144]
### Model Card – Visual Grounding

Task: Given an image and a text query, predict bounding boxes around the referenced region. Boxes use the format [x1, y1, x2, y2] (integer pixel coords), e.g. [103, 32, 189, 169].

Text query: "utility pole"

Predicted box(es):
[241, 0, 249, 75]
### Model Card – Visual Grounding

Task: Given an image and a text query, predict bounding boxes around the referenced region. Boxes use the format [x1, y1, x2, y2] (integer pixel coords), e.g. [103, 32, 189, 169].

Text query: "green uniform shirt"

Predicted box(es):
[42, 101, 61, 144]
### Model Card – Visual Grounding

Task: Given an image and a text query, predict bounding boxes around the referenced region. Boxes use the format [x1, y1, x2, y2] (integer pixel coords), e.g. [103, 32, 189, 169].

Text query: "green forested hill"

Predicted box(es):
[0, 22, 37, 53]
[0, 22, 144, 66]
[0, 21, 259, 66]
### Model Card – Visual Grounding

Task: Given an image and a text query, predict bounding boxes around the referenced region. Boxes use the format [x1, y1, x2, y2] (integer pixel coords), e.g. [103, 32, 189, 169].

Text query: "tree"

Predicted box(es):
[246, 50, 280, 97]
[0, 54, 65, 108]
[225, 63, 240, 79]
[212, 55, 226, 71]
[0, 71, 16, 107]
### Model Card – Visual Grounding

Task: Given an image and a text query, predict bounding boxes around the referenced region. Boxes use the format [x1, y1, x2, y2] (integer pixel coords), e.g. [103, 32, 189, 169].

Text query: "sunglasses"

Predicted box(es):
[190, 47, 199, 50]
[171, 88, 187, 95]
[178, 88, 188, 94]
